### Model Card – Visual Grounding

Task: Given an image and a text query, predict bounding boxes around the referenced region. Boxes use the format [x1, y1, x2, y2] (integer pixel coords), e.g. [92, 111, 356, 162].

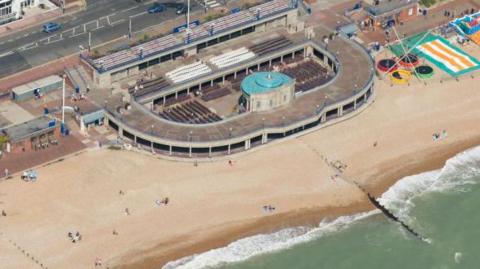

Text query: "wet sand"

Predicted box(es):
[1, 71, 480, 269]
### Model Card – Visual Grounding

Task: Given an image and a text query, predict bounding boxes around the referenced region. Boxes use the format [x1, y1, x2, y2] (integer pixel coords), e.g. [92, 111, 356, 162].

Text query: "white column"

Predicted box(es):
[62, 75, 66, 124]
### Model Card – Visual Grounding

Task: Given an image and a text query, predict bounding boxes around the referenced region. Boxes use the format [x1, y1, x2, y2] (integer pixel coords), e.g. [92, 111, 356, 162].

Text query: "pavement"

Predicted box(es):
[0, 133, 86, 180]
[0, 0, 202, 80]
[0, 54, 79, 95]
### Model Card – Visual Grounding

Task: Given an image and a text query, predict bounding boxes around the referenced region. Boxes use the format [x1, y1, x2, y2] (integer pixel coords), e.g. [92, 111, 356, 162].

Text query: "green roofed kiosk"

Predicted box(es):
[241, 72, 295, 112]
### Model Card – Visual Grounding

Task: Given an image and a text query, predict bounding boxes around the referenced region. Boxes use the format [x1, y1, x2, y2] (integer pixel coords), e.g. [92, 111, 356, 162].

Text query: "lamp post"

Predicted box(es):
[128, 16, 132, 39]
[88, 31, 91, 52]
[60, 74, 66, 134]
[187, 0, 190, 28]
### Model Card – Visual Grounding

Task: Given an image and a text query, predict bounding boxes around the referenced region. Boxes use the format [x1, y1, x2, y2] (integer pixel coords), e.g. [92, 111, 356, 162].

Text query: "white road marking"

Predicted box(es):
[18, 42, 38, 51]
[121, 6, 138, 13]
[71, 32, 87, 38]
[91, 26, 104, 32]
[110, 18, 126, 26]
[49, 39, 63, 44]
[130, 11, 147, 18]
[7, 39, 13, 42]
[24, 33, 29, 37]
[0, 51, 14, 58]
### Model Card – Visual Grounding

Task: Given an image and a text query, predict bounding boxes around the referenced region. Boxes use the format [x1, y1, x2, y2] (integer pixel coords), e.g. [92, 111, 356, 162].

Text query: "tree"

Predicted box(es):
[419, 0, 437, 8]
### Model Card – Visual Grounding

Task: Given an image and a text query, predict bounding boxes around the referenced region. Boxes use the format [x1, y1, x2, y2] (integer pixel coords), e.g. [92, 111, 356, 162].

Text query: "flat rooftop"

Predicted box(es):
[2, 116, 56, 143]
[100, 25, 374, 143]
[364, 0, 418, 17]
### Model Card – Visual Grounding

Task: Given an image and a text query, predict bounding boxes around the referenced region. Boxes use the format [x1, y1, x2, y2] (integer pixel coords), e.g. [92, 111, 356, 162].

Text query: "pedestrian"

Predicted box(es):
[112, 229, 118, 235]
[95, 257, 103, 267]
[125, 208, 130, 215]
[4, 168, 8, 178]
[1, 210, 6, 216]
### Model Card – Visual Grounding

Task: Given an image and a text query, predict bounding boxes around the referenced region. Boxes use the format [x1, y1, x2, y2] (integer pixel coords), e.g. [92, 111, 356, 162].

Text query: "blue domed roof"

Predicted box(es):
[241, 72, 293, 95]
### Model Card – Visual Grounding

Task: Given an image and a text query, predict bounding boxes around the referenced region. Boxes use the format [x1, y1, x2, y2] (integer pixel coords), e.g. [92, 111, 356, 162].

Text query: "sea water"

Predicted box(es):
[164, 146, 480, 269]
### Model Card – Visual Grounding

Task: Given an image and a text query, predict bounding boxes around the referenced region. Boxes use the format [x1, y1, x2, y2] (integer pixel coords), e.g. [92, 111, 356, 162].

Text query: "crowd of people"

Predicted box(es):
[68, 231, 82, 243]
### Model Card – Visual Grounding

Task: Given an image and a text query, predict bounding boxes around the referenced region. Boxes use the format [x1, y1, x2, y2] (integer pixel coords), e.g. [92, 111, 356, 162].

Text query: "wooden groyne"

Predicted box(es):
[354, 181, 428, 242]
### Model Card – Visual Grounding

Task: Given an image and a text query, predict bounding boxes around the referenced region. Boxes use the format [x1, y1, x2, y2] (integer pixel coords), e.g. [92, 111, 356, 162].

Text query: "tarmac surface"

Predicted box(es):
[0, 0, 201, 79]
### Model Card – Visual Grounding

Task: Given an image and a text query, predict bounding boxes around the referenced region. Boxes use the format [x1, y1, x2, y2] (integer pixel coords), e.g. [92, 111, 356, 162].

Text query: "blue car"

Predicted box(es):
[148, 3, 166, 13]
[43, 22, 61, 33]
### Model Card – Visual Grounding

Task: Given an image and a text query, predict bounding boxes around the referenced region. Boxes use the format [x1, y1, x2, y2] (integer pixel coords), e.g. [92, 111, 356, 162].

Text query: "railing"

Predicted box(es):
[104, 35, 375, 147]
[136, 42, 308, 103]
[84, 3, 297, 73]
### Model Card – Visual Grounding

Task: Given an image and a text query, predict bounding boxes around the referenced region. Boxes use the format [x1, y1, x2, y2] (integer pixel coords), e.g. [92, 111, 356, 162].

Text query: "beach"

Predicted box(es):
[1, 72, 480, 269]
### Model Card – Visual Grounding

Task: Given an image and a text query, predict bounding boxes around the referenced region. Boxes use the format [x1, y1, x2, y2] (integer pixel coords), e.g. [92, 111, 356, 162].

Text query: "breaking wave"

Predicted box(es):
[162, 211, 377, 269]
[163, 146, 480, 269]
[378, 145, 480, 218]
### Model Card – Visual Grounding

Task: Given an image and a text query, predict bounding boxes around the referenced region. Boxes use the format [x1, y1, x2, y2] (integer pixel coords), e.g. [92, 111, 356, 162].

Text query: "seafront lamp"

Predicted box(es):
[187, 0, 191, 29]
[60, 74, 66, 135]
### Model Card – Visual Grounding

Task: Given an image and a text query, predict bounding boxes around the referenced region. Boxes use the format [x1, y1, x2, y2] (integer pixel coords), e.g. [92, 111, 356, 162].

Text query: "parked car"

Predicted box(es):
[164, 2, 180, 8]
[148, 3, 166, 13]
[43, 22, 61, 33]
[175, 3, 190, 15]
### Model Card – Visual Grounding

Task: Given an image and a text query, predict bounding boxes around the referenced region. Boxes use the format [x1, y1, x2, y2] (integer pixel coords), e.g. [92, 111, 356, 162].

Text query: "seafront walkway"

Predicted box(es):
[0, 134, 85, 180]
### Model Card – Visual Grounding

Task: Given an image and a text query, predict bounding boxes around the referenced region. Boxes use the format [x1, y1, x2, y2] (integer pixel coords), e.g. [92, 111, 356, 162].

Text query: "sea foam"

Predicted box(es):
[378, 145, 480, 216]
[163, 146, 480, 269]
[162, 211, 377, 269]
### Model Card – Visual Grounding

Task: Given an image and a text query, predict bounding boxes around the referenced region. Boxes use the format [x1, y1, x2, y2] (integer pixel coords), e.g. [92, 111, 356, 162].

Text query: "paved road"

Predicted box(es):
[0, 0, 201, 79]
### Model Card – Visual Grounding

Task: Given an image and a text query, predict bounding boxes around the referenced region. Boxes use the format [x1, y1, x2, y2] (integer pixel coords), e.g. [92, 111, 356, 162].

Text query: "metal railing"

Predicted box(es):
[104, 35, 375, 147]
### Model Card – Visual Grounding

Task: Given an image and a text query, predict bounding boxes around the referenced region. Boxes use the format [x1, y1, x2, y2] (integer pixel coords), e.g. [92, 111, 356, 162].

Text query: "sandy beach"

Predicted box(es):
[1, 68, 480, 269]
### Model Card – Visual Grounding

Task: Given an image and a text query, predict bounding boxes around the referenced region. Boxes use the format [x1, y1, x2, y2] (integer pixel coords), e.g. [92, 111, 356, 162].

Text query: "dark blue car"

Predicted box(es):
[148, 3, 166, 13]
